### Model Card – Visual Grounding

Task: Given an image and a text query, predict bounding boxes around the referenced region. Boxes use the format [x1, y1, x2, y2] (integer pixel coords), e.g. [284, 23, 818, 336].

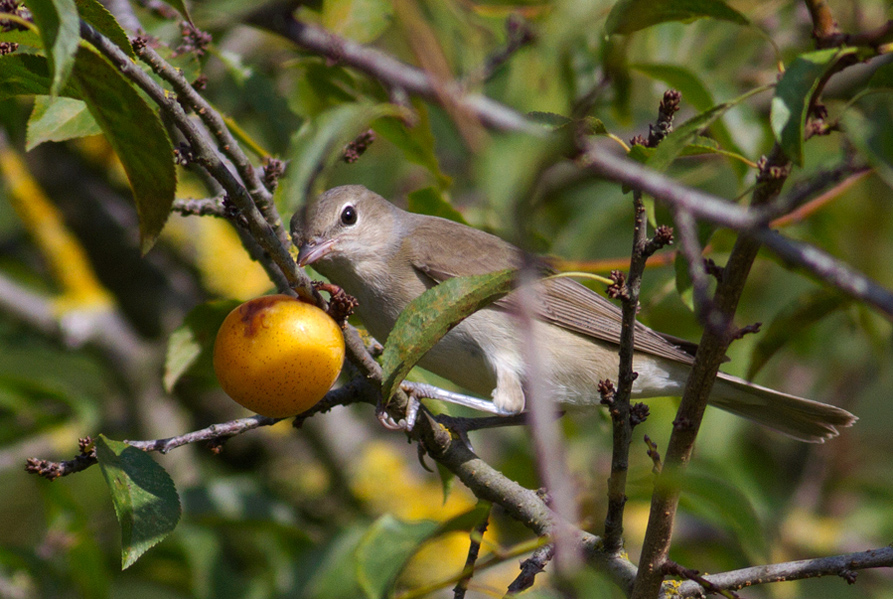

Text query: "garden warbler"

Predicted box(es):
[293, 185, 856, 442]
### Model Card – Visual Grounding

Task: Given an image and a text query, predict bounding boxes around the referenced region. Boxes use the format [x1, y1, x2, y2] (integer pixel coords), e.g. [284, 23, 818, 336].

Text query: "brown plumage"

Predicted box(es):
[294, 185, 856, 442]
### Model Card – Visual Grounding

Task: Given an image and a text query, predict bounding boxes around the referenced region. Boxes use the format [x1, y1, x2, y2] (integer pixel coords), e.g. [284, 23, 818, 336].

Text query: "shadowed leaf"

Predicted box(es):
[606, 0, 748, 36]
[355, 504, 491, 599]
[407, 186, 468, 224]
[771, 48, 855, 166]
[748, 290, 849, 379]
[164, 300, 240, 392]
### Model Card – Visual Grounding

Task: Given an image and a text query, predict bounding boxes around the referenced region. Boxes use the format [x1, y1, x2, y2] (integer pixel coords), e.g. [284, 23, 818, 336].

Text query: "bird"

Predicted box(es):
[293, 185, 856, 442]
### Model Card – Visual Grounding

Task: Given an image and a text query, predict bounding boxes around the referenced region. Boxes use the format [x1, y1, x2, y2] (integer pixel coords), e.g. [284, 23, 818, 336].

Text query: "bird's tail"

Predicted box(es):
[709, 374, 857, 443]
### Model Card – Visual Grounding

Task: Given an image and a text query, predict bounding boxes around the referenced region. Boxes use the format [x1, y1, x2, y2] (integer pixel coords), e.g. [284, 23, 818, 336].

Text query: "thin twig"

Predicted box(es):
[133, 43, 290, 246]
[675, 545, 893, 596]
[79, 21, 315, 300]
[453, 504, 492, 599]
[603, 91, 678, 554]
[631, 146, 793, 599]
[505, 544, 554, 596]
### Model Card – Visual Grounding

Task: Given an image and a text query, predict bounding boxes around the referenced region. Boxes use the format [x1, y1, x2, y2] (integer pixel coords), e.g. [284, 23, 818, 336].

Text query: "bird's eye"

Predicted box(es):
[340, 205, 357, 226]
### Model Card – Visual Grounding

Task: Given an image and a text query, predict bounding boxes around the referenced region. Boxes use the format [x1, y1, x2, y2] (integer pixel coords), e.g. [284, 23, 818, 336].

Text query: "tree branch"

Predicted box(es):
[676, 546, 893, 596]
[79, 22, 315, 300]
[631, 146, 793, 599]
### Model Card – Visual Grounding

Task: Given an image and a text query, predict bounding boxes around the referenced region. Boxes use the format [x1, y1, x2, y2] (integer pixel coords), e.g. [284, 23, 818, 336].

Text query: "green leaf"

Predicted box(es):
[747, 290, 849, 379]
[353, 505, 489, 599]
[605, 0, 749, 36]
[75, 0, 135, 59]
[280, 102, 407, 214]
[646, 85, 769, 172]
[372, 102, 451, 190]
[843, 103, 893, 190]
[72, 45, 176, 253]
[42, 483, 111, 598]
[631, 63, 714, 111]
[355, 515, 440, 599]
[867, 62, 893, 89]
[164, 299, 240, 393]
[0, 54, 80, 99]
[407, 186, 468, 224]
[26, 95, 101, 149]
[24, 0, 80, 95]
[95, 435, 181, 569]
[380, 269, 516, 401]
[771, 47, 855, 167]
[322, 0, 394, 43]
[678, 469, 768, 562]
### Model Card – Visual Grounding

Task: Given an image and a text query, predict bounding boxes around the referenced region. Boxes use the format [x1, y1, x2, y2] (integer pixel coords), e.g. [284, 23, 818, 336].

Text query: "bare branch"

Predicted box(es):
[676, 546, 893, 597]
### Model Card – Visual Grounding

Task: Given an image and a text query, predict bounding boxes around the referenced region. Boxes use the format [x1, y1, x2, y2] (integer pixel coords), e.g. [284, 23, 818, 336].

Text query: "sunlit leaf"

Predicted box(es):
[771, 47, 855, 166]
[75, 0, 134, 58]
[747, 290, 849, 379]
[380, 269, 516, 401]
[606, 0, 749, 36]
[72, 45, 176, 253]
[322, 0, 393, 43]
[26, 95, 101, 149]
[25, 0, 80, 95]
[95, 435, 181, 569]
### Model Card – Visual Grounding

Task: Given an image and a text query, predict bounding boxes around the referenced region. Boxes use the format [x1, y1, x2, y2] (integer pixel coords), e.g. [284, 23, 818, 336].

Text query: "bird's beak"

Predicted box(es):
[297, 238, 336, 267]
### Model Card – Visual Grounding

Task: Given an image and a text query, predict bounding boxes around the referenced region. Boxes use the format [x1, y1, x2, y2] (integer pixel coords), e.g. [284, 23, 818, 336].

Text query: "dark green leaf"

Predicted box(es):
[75, 0, 134, 59]
[678, 469, 768, 562]
[372, 103, 451, 190]
[164, 299, 240, 393]
[42, 484, 111, 599]
[605, 0, 749, 36]
[843, 103, 893, 189]
[26, 95, 101, 149]
[407, 186, 468, 224]
[867, 62, 893, 89]
[280, 102, 406, 214]
[771, 47, 855, 166]
[72, 45, 176, 253]
[355, 515, 440, 599]
[95, 435, 181, 569]
[380, 269, 516, 401]
[25, 0, 80, 95]
[747, 290, 849, 379]
[0, 48, 81, 100]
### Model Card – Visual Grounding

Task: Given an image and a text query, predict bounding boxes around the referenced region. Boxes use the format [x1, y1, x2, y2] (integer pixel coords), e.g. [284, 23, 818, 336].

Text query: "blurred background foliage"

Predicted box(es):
[1, 0, 892, 597]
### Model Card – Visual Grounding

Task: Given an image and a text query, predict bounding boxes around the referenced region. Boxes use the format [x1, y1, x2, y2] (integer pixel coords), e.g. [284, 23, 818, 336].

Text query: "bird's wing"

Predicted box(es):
[531, 276, 696, 364]
[404, 218, 696, 365]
